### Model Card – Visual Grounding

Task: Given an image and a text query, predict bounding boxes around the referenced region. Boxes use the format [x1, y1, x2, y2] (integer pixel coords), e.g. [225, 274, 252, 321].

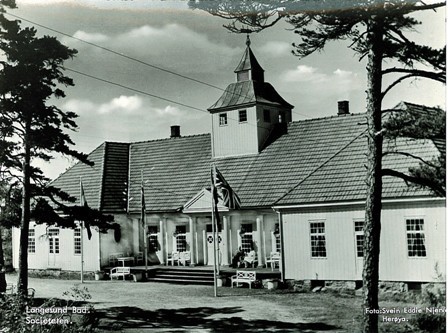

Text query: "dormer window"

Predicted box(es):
[219, 113, 228, 126]
[239, 110, 247, 123]
[263, 109, 271, 123]
[237, 70, 249, 82]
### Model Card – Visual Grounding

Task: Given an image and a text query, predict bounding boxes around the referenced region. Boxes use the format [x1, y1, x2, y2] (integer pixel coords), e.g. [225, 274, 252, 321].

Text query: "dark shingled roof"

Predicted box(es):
[208, 80, 293, 112]
[52, 104, 443, 213]
[234, 46, 264, 74]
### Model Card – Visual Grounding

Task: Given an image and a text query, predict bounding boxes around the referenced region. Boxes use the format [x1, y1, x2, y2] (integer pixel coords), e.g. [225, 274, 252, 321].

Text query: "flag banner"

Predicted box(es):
[80, 180, 92, 240]
[214, 167, 241, 209]
[211, 166, 241, 230]
[141, 179, 146, 227]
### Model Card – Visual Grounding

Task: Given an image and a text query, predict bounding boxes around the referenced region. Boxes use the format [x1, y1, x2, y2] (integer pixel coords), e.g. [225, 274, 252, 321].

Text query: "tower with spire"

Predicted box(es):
[208, 36, 294, 158]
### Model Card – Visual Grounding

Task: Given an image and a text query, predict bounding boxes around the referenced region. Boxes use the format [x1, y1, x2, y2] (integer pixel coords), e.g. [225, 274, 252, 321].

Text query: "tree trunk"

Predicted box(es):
[17, 119, 31, 294]
[0, 226, 6, 293]
[362, 17, 384, 333]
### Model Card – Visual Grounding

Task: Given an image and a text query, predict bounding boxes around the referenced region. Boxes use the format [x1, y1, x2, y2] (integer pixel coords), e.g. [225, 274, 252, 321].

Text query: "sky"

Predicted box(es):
[9, 0, 446, 180]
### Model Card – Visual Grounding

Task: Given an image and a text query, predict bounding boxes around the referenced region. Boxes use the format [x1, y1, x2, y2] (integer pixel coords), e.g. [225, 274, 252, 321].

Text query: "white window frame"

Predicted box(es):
[309, 220, 326, 258]
[28, 229, 36, 254]
[240, 223, 253, 254]
[74, 228, 81, 255]
[405, 217, 427, 258]
[239, 109, 247, 123]
[175, 225, 187, 252]
[48, 228, 60, 254]
[219, 113, 228, 126]
[354, 220, 364, 258]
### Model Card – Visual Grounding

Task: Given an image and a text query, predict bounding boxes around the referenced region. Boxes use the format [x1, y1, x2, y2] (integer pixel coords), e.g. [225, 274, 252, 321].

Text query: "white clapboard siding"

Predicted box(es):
[283, 199, 445, 282]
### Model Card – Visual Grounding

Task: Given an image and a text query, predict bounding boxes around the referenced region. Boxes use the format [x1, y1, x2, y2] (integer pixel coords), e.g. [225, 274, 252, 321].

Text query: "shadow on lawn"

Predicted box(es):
[97, 306, 340, 332]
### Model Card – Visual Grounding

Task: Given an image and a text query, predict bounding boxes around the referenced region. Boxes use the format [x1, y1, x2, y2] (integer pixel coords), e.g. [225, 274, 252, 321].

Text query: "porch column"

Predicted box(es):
[189, 216, 196, 266]
[256, 215, 264, 267]
[222, 215, 230, 266]
[159, 219, 165, 265]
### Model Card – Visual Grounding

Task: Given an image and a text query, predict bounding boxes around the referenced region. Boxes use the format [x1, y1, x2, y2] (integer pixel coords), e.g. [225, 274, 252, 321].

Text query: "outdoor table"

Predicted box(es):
[117, 256, 135, 267]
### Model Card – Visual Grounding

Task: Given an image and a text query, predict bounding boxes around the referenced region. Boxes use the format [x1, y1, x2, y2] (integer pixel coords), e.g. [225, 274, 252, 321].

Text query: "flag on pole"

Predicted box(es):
[214, 167, 241, 209]
[211, 166, 241, 229]
[80, 179, 92, 240]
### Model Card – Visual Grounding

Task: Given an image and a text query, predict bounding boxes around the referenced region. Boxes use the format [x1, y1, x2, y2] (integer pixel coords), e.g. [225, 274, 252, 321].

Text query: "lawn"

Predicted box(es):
[4, 273, 440, 332]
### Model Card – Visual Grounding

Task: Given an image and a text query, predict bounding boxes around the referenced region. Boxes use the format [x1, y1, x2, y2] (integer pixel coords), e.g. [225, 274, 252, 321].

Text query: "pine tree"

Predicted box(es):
[190, 1, 445, 331]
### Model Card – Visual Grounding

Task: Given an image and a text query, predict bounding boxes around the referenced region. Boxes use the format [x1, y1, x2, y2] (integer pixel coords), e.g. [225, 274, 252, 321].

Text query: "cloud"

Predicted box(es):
[259, 41, 291, 57]
[61, 95, 198, 143]
[72, 31, 109, 43]
[66, 24, 240, 73]
[98, 95, 143, 114]
[283, 65, 328, 83]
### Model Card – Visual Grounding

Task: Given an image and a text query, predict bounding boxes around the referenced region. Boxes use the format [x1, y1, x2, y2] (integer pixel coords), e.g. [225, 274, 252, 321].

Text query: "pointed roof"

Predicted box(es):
[208, 80, 293, 112]
[234, 35, 264, 76]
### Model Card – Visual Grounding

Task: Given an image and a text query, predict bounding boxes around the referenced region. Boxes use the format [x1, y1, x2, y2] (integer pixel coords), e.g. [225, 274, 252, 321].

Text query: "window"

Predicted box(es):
[219, 113, 228, 126]
[28, 229, 35, 254]
[354, 221, 364, 257]
[48, 228, 60, 254]
[74, 228, 81, 255]
[237, 70, 249, 82]
[310, 221, 326, 258]
[148, 226, 159, 252]
[240, 223, 253, 254]
[263, 109, 271, 123]
[406, 218, 426, 257]
[175, 225, 187, 252]
[239, 110, 247, 123]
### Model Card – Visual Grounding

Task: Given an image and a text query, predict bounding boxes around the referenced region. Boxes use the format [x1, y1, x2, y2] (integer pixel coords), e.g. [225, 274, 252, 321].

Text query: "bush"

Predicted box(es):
[410, 283, 446, 333]
[0, 285, 99, 333]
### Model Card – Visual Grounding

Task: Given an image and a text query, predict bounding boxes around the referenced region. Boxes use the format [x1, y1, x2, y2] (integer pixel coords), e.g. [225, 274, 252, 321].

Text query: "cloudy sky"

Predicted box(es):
[10, 0, 446, 180]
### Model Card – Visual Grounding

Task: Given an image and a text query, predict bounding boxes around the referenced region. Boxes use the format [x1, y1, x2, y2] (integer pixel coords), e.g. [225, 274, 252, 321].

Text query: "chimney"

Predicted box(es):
[337, 100, 349, 115]
[170, 125, 181, 138]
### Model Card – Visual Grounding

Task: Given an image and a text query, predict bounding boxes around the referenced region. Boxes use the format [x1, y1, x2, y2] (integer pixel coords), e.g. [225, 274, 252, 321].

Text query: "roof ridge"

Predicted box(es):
[290, 112, 366, 124]
[131, 132, 210, 145]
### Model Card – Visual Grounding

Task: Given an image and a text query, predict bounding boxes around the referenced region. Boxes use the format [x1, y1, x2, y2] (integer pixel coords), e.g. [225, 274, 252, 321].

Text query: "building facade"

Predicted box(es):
[12, 39, 445, 285]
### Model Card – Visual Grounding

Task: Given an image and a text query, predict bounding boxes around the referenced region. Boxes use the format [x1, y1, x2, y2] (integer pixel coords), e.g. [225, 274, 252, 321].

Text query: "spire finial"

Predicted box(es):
[246, 34, 251, 47]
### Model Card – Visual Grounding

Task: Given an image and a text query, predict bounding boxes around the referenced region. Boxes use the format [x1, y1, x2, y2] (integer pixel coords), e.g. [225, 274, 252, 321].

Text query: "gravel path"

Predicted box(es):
[5, 273, 416, 332]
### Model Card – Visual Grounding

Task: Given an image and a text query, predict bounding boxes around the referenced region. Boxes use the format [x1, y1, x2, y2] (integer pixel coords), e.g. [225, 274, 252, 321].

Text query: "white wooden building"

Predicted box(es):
[12, 38, 445, 285]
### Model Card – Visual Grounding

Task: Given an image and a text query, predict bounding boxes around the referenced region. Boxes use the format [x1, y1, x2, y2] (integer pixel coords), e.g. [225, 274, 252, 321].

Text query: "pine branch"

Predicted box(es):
[382, 168, 445, 197]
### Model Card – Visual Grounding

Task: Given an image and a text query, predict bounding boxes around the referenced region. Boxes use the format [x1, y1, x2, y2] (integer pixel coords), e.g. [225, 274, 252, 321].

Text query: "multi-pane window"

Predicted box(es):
[310, 221, 326, 258]
[406, 218, 426, 257]
[175, 225, 187, 252]
[239, 110, 247, 123]
[148, 226, 159, 252]
[354, 220, 364, 257]
[219, 113, 228, 126]
[74, 228, 81, 255]
[263, 109, 271, 123]
[28, 229, 36, 254]
[240, 223, 253, 254]
[48, 228, 60, 254]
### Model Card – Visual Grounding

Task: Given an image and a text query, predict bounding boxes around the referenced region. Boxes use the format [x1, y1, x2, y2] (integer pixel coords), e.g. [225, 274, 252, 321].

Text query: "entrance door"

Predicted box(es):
[47, 228, 60, 268]
[206, 232, 222, 266]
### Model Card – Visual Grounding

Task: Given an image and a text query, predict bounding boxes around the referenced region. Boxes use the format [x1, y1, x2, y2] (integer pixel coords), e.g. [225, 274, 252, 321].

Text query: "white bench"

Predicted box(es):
[231, 271, 257, 289]
[110, 267, 131, 281]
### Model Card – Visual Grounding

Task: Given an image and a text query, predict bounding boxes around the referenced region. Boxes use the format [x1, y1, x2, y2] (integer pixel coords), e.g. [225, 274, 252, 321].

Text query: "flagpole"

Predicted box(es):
[211, 164, 218, 297]
[80, 177, 84, 284]
[142, 171, 148, 277]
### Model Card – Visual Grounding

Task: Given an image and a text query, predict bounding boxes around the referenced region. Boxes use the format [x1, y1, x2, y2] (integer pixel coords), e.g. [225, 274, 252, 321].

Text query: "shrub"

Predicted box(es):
[0, 285, 99, 333]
